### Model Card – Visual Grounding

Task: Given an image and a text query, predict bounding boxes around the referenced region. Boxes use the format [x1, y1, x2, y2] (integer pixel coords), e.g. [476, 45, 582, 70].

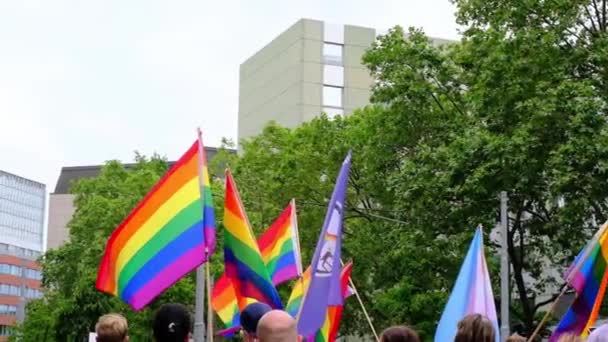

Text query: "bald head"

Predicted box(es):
[256, 310, 300, 342]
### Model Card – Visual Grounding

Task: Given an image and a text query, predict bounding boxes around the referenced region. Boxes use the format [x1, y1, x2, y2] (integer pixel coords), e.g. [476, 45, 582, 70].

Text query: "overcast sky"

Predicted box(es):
[0, 0, 460, 192]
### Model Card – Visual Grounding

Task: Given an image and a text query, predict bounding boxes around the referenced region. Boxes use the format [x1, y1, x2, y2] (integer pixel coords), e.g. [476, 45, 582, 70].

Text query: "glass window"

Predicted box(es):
[323, 107, 344, 119]
[323, 65, 344, 87]
[0, 324, 13, 336]
[324, 23, 344, 44]
[323, 86, 343, 108]
[323, 43, 343, 65]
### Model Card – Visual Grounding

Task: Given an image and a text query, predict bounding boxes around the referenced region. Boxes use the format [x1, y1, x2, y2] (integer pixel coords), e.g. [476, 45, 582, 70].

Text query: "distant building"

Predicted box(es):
[0, 170, 44, 341]
[237, 18, 452, 146]
[238, 19, 376, 144]
[47, 147, 232, 251]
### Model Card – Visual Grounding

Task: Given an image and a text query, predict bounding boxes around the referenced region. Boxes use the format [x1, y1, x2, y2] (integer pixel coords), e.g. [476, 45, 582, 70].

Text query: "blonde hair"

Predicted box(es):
[505, 334, 526, 342]
[95, 313, 128, 342]
[557, 333, 582, 342]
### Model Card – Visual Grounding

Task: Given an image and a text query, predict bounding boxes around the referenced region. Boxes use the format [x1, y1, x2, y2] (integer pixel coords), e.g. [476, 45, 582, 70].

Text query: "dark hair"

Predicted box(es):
[380, 326, 420, 342]
[454, 314, 496, 342]
[153, 303, 191, 342]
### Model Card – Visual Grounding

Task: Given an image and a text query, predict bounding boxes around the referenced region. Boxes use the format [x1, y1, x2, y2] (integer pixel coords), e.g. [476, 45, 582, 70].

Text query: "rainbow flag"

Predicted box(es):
[258, 199, 302, 285]
[223, 169, 283, 309]
[550, 222, 608, 340]
[212, 200, 302, 330]
[286, 268, 311, 317]
[96, 139, 214, 310]
[198, 130, 216, 256]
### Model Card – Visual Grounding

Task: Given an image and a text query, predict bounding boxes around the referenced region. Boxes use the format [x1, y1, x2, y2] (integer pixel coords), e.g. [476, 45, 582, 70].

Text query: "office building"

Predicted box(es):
[238, 19, 376, 143]
[0, 171, 44, 340]
[47, 147, 232, 250]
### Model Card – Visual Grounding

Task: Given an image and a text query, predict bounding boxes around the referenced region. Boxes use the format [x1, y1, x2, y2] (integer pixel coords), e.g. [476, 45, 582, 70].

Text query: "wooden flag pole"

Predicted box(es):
[527, 285, 570, 342]
[341, 260, 379, 342]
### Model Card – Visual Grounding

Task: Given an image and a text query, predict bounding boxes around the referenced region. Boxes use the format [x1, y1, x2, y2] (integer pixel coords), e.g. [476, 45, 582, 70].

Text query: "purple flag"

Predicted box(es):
[297, 151, 351, 336]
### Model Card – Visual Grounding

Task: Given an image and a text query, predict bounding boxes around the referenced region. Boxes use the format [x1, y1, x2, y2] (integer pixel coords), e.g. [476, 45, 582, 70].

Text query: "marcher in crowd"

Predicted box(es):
[240, 302, 272, 342]
[257, 310, 301, 342]
[153, 303, 191, 342]
[454, 314, 496, 342]
[505, 333, 526, 342]
[379, 325, 421, 342]
[95, 313, 129, 342]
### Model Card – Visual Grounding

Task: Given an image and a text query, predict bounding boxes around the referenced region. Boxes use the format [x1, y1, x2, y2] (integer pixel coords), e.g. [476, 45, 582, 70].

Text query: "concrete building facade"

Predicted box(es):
[238, 19, 376, 143]
[0, 171, 44, 341]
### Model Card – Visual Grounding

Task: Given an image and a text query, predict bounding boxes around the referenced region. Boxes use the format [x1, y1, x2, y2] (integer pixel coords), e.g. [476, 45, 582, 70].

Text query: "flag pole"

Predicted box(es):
[194, 128, 207, 342]
[206, 265, 214, 342]
[340, 259, 379, 342]
[526, 285, 570, 342]
[291, 199, 303, 277]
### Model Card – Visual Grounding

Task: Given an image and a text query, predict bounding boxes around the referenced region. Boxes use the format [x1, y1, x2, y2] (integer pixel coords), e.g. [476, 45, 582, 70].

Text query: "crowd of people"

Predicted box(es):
[91, 303, 608, 342]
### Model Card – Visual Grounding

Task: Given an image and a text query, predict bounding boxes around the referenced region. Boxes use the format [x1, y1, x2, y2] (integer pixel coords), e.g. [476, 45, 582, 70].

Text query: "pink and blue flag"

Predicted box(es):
[434, 227, 499, 342]
[296, 151, 351, 336]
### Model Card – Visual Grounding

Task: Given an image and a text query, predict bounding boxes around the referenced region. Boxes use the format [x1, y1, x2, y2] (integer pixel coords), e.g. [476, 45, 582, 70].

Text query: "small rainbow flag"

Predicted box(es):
[96, 138, 215, 310]
[257, 199, 302, 285]
[212, 200, 302, 330]
[223, 169, 283, 309]
[550, 222, 608, 340]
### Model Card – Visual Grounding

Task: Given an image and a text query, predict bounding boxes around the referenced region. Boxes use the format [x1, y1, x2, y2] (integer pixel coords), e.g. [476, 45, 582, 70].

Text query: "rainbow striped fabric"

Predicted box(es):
[257, 200, 302, 285]
[212, 200, 301, 330]
[96, 140, 214, 310]
[198, 132, 216, 257]
[286, 263, 354, 342]
[551, 223, 608, 340]
[223, 170, 283, 309]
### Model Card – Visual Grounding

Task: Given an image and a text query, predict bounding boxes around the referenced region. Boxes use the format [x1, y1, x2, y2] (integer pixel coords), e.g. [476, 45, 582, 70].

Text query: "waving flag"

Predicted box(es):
[198, 129, 216, 256]
[223, 170, 282, 309]
[434, 227, 499, 342]
[297, 152, 351, 336]
[212, 200, 302, 332]
[550, 222, 608, 340]
[96, 138, 213, 310]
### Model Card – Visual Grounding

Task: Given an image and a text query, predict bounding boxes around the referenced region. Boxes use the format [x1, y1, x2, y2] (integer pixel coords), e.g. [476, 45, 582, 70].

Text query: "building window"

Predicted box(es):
[0, 305, 17, 316]
[0, 325, 13, 336]
[323, 86, 343, 108]
[0, 283, 21, 296]
[323, 43, 343, 65]
[25, 268, 42, 280]
[323, 65, 344, 87]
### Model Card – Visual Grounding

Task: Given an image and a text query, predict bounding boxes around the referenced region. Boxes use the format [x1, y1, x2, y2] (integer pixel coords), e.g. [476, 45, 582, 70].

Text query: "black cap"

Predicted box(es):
[240, 302, 272, 334]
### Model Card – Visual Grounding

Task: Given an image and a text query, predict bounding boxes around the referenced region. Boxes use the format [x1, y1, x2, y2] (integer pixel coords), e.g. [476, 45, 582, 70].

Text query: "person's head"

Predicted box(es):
[505, 333, 526, 342]
[95, 313, 129, 342]
[240, 302, 272, 341]
[153, 303, 191, 342]
[588, 324, 608, 342]
[557, 333, 582, 342]
[380, 326, 420, 342]
[256, 310, 301, 342]
[454, 314, 496, 342]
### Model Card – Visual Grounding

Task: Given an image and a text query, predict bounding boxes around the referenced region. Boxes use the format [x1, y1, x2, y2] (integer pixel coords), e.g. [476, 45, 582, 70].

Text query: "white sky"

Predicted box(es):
[0, 0, 460, 193]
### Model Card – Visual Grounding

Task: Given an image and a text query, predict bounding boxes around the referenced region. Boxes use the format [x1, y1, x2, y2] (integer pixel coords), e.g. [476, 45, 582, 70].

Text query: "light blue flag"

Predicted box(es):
[434, 227, 499, 342]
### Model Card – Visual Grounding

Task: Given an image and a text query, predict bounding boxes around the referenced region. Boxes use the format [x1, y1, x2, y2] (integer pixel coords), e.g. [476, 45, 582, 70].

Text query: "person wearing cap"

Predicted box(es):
[153, 303, 192, 342]
[240, 302, 272, 342]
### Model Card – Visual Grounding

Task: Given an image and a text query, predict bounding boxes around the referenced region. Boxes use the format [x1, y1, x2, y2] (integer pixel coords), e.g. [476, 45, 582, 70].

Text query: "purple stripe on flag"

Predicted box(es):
[272, 265, 299, 285]
[128, 244, 205, 310]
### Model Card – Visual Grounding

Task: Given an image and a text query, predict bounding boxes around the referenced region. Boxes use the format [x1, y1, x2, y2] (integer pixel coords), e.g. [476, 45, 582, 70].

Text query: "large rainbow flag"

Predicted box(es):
[212, 200, 302, 331]
[550, 222, 608, 340]
[96, 139, 215, 310]
[223, 169, 283, 309]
